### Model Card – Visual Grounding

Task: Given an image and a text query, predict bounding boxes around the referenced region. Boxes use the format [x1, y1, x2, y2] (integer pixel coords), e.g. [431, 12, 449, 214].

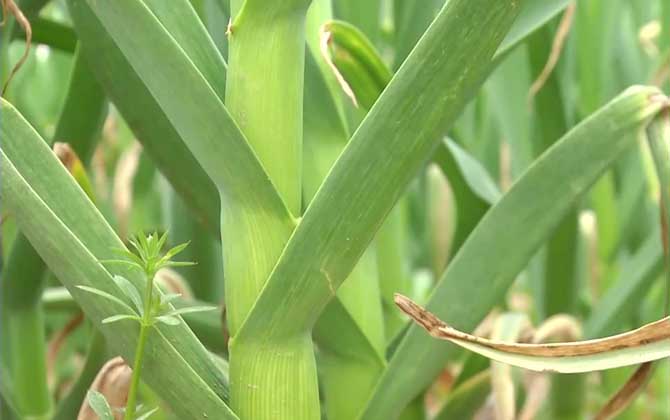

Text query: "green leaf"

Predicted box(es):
[102, 314, 141, 324]
[361, 87, 667, 419]
[304, 10, 388, 420]
[68, 0, 296, 337]
[0, 99, 237, 419]
[76, 286, 139, 316]
[112, 275, 144, 315]
[86, 390, 114, 420]
[236, 0, 524, 349]
[68, 0, 221, 235]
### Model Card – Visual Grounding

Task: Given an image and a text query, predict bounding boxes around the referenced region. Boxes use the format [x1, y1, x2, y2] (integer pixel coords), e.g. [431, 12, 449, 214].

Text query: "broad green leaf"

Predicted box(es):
[1, 46, 105, 419]
[361, 87, 667, 418]
[396, 294, 670, 373]
[392, 0, 443, 68]
[67, 0, 221, 235]
[86, 391, 114, 420]
[236, 0, 523, 340]
[231, 2, 523, 416]
[67, 0, 296, 336]
[304, 9, 389, 420]
[0, 99, 237, 419]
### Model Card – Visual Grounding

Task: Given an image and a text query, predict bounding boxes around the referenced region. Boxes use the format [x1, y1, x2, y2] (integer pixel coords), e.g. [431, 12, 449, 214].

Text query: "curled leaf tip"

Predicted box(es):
[394, 294, 445, 336]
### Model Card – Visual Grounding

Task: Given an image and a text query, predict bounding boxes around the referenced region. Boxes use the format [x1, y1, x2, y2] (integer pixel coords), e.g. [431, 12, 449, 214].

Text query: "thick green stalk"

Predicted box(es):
[225, 1, 316, 419]
[528, 26, 584, 419]
[225, 1, 306, 216]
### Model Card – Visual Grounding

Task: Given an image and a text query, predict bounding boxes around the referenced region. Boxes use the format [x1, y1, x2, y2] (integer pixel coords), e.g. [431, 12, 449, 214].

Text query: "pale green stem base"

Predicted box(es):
[229, 334, 320, 420]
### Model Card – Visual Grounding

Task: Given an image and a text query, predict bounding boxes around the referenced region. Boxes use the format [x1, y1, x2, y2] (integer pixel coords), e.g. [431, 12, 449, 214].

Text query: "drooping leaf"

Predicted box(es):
[396, 294, 670, 373]
[361, 87, 667, 418]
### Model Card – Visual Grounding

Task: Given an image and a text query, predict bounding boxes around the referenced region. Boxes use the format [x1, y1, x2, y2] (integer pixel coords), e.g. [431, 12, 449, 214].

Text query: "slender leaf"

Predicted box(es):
[68, 0, 221, 234]
[236, 0, 523, 341]
[361, 87, 667, 418]
[68, 0, 296, 337]
[0, 99, 237, 419]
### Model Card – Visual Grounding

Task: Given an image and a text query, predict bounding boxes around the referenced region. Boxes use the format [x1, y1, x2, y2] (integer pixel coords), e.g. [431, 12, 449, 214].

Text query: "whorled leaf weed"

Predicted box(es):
[79, 232, 216, 420]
